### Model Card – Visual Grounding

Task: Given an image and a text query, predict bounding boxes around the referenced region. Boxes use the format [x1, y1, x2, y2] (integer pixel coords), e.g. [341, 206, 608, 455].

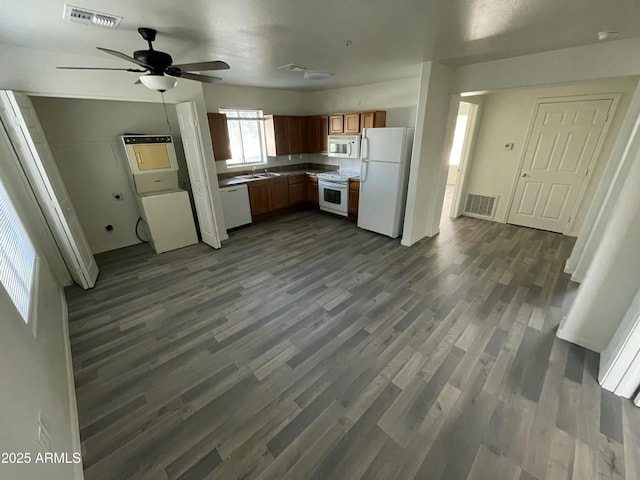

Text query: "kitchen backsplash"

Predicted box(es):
[314, 156, 361, 173]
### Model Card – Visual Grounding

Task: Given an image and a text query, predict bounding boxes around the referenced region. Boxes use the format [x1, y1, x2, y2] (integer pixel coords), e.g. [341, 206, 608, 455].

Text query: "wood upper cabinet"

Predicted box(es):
[265, 115, 309, 156]
[207, 113, 232, 161]
[264, 115, 291, 156]
[304, 116, 329, 154]
[360, 111, 386, 131]
[289, 116, 303, 154]
[330, 115, 344, 134]
[308, 175, 319, 206]
[288, 175, 307, 205]
[328, 111, 386, 135]
[348, 180, 360, 215]
[344, 113, 361, 134]
[270, 177, 290, 210]
[248, 180, 271, 216]
[318, 116, 329, 153]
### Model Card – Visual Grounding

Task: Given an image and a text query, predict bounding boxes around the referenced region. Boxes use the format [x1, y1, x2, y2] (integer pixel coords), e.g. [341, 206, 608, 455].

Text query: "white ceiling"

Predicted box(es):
[2, 0, 640, 91]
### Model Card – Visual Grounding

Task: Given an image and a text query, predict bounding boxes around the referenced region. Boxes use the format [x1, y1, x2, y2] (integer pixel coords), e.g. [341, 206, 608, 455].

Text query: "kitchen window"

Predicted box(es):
[220, 108, 267, 166]
[0, 177, 37, 323]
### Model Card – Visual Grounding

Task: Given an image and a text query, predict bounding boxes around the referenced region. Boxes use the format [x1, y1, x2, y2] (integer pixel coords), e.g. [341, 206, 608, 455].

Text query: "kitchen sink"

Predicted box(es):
[236, 172, 281, 179]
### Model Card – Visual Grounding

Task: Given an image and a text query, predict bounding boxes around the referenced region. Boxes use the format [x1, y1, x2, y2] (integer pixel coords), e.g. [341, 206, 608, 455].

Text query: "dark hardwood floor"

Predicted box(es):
[66, 189, 640, 480]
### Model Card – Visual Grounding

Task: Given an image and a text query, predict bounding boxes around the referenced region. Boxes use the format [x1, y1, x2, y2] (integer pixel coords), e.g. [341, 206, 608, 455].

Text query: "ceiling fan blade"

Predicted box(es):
[167, 71, 222, 84]
[57, 66, 147, 72]
[171, 60, 230, 72]
[97, 47, 153, 69]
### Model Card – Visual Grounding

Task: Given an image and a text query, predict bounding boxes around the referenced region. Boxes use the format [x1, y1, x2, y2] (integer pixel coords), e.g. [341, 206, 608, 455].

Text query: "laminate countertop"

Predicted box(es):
[218, 169, 359, 188]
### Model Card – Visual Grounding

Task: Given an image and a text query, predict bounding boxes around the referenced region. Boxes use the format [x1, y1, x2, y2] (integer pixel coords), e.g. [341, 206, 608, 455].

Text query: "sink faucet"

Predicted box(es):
[251, 166, 257, 173]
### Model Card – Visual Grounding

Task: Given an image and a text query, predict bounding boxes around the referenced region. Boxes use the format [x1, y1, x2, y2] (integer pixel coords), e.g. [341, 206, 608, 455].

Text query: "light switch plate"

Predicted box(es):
[504, 143, 514, 151]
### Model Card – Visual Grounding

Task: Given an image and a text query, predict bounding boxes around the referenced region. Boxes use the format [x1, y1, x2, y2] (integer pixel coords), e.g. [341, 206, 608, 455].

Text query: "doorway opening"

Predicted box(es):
[449, 101, 480, 218]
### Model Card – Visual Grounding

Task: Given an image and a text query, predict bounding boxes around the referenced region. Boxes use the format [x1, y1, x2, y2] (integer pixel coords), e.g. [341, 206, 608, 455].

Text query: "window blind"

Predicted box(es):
[0, 178, 36, 322]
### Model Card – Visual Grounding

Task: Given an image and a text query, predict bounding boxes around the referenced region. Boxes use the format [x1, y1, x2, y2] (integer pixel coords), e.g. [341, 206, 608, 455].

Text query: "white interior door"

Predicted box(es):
[0, 91, 98, 289]
[175, 102, 221, 249]
[507, 99, 611, 233]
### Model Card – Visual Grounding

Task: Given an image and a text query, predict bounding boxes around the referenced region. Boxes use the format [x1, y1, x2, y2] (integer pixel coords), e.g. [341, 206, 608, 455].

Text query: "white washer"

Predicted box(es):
[136, 189, 198, 254]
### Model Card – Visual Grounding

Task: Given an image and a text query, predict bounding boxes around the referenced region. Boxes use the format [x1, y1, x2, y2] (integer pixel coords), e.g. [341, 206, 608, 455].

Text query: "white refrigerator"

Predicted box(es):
[358, 127, 414, 238]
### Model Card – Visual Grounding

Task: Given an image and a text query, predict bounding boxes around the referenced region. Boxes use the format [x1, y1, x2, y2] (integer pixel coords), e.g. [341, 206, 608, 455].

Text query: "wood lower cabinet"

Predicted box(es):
[348, 180, 360, 215]
[248, 180, 271, 216]
[270, 177, 290, 210]
[308, 176, 319, 206]
[288, 175, 307, 205]
[207, 113, 232, 161]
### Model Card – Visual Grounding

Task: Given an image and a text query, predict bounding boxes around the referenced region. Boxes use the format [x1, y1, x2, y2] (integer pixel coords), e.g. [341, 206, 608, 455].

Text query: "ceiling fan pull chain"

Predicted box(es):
[160, 91, 172, 134]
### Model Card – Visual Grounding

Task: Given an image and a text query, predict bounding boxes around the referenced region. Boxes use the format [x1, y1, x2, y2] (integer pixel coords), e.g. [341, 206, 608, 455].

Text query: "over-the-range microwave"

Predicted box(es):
[328, 135, 361, 159]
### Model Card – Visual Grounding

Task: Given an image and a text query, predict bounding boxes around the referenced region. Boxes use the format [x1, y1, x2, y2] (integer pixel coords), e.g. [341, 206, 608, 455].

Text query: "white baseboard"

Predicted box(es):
[60, 288, 84, 480]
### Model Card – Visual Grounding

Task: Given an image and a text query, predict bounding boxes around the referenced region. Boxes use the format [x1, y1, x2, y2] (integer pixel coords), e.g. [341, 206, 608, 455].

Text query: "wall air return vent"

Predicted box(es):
[464, 193, 498, 218]
[63, 4, 122, 29]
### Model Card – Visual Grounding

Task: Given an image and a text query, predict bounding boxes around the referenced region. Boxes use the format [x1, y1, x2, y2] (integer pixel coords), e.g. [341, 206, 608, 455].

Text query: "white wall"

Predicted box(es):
[303, 77, 420, 127]
[462, 77, 638, 231]
[403, 62, 459, 246]
[454, 37, 640, 94]
[0, 127, 81, 480]
[204, 84, 305, 115]
[31, 97, 193, 254]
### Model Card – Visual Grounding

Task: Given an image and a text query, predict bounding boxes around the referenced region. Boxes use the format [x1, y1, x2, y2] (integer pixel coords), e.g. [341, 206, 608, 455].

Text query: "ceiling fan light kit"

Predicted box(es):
[139, 75, 177, 92]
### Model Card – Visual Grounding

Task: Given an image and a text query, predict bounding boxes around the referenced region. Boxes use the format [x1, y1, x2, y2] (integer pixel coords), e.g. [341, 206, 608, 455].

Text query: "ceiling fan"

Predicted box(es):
[58, 27, 230, 92]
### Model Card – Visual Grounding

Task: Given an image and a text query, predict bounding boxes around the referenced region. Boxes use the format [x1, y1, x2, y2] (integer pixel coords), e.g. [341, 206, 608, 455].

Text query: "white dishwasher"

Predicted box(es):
[220, 184, 252, 230]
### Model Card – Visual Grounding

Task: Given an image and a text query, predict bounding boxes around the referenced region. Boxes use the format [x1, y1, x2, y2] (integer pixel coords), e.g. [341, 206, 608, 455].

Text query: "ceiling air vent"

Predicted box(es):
[464, 193, 497, 218]
[63, 4, 122, 29]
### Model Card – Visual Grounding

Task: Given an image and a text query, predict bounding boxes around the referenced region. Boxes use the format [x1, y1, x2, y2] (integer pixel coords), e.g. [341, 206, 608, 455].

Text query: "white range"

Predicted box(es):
[316, 171, 357, 217]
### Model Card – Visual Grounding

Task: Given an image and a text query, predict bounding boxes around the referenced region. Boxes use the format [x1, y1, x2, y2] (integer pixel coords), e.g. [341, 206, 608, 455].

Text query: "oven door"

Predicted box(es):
[318, 180, 348, 216]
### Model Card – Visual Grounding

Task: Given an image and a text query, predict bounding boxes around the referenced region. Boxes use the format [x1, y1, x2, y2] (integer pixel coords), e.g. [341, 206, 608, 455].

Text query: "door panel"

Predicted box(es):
[176, 102, 221, 249]
[0, 91, 98, 289]
[516, 181, 543, 216]
[542, 184, 571, 220]
[508, 99, 611, 233]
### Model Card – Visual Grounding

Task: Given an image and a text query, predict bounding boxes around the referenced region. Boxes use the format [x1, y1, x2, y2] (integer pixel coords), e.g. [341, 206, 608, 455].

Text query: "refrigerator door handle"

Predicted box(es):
[362, 136, 369, 160]
[360, 160, 368, 191]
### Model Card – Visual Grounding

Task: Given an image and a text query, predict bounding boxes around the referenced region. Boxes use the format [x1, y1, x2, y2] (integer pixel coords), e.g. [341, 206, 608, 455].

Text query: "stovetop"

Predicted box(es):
[316, 171, 359, 182]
